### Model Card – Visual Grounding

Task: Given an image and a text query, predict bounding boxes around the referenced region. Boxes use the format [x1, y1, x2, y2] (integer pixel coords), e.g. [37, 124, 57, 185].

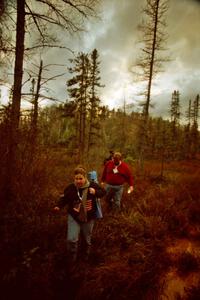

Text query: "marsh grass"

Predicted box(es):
[0, 151, 200, 300]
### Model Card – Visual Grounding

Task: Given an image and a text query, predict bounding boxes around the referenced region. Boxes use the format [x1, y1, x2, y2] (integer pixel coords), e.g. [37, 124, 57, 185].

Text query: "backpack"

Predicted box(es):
[87, 170, 98, 183]
[88, 170, 103, 219]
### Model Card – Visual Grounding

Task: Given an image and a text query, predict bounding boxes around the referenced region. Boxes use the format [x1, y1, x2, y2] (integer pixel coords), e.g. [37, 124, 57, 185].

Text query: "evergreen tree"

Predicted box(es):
[170, 90, 181, 137]
[169, 90, 181, 158]
[190, 95, 200, 158]
[67, 52, 90, 162]
[87, 49, 104, 157]
[67, 49, 104, 164]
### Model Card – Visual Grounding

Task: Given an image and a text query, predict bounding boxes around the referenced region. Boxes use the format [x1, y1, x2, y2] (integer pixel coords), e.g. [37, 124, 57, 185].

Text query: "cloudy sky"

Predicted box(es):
[48, 0, 200, 118]
[95, 0, 200, 118]
[1, 0, 200, 119]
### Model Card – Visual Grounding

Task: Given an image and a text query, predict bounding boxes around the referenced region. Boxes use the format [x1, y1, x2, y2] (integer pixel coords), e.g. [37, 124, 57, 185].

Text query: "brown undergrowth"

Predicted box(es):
[0, 153, 200, 300]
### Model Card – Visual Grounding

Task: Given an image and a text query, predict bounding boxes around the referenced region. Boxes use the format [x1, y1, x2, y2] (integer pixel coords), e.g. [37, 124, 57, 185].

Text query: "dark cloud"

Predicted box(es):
[21, 0, 199, 118]
[92, 0, 200, 116]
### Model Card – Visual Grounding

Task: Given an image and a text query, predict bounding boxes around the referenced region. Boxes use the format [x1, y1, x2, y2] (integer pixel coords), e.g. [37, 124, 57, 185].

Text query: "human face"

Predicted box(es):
[74, 174, 86, 188]
[113, 156, 120, 165]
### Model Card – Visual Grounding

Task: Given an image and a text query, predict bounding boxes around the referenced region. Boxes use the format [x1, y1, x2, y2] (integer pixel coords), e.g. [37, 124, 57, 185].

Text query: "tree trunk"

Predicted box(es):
[32, 60, 43, 144]
[145, 0, 159, 118]
[6, 0, 25, 201]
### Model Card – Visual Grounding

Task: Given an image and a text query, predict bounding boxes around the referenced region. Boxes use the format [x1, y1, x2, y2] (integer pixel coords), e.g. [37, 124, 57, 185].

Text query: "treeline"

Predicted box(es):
[1, 87, 199, 169]
[23, 89, 200, 162]
[1, 0, 199, 198]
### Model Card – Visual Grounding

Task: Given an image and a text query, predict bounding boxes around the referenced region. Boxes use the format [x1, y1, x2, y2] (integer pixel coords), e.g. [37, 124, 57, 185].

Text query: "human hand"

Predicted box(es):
[53, 206, 60, 212]
[127, 186, 134, 194]
[89, 187, 95, 195]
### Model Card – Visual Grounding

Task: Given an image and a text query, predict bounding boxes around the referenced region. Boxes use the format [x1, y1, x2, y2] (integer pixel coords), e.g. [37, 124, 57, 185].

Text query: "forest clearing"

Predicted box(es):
[1, 1, 200, 299]
[1, 148, 200, 300]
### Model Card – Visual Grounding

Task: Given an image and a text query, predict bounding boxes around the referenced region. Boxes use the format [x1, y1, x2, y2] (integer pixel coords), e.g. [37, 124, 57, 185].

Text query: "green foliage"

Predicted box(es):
[19, 90, 200, 166]
[66, 49, 105, 163]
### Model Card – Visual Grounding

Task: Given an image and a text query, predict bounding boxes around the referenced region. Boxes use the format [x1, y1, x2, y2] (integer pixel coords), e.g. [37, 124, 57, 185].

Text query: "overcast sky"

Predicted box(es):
[1, 0, 200, 119]
[49, 0, 200, 119]
[95, 0, 200, 118]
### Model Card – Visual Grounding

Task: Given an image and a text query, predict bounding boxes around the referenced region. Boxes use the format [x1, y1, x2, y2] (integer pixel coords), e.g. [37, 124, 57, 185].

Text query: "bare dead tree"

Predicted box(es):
[3, 0, 100, 201]
[133, 0, 169, 171]
[136, 0, 169, 118]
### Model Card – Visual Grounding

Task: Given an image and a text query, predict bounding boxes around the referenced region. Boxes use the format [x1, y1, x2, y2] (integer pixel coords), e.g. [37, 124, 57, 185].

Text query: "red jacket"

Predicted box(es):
[101, 160, 133, 186]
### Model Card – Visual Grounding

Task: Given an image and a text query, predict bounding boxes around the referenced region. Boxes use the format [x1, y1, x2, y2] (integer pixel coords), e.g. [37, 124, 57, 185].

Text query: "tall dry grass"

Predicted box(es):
[1, 151, 200, 300]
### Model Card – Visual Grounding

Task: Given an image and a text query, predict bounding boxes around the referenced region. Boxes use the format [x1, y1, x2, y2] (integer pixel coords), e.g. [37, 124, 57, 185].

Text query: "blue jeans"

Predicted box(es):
[67, 214, 95, 261]
[105, 183, 124, 209]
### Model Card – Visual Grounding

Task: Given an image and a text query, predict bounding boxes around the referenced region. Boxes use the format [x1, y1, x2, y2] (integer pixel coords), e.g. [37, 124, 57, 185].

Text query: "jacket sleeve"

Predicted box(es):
[91, 182, 106, 198]
[56, 184, 72, 208]
[125, 164, 134, 186]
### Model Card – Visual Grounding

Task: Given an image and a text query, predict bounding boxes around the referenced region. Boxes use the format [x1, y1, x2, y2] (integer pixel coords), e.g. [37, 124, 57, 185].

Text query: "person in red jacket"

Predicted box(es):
[101, 152, 134, 211]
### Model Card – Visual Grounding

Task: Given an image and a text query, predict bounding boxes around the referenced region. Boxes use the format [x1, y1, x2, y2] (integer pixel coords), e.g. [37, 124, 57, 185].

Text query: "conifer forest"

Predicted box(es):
[0, 1, 200, 299]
